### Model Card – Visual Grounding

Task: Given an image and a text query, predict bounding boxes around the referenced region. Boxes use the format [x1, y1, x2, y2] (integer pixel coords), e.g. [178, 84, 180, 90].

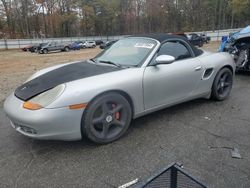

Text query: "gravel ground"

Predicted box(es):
[1, 42, 249, 188]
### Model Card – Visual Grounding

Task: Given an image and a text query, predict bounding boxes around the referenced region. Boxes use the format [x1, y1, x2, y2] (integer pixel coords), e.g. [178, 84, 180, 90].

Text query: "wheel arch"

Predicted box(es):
[85, 89, 135, 119]
[221, 65, 234, 74]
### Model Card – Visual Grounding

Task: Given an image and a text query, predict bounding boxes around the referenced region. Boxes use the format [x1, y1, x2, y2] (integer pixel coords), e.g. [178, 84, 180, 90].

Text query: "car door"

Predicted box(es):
[53, 42, 60, 51]
[143, 40, 203, 110]
[48, 42, 56, 51]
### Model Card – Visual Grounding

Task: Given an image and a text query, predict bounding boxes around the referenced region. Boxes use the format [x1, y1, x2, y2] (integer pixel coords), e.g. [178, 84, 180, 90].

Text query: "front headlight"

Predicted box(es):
[23, 84, 65, 110]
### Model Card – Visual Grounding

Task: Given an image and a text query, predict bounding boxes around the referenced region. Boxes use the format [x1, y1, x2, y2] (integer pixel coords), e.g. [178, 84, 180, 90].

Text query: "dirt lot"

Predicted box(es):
[0, 42, 219, 106]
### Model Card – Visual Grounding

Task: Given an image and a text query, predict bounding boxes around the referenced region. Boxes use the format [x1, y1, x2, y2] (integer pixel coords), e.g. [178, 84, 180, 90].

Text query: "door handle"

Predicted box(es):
[195, 66, 202, 71]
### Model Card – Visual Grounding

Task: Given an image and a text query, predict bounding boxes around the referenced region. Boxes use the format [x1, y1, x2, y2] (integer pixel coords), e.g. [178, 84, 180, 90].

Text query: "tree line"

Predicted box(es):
[0, 0, 249, 39]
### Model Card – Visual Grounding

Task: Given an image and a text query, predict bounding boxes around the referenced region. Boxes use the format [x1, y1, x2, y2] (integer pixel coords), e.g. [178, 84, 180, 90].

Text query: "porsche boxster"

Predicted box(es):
[4, 34, 235, 143]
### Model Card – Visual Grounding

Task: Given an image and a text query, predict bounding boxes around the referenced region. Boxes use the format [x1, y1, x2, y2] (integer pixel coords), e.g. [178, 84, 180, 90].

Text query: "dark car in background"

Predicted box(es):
[100, 40, 118, 49]
[21, 43, 48, 53]
[21, 45, 33, 52]
[187, 33, 204, 47]
[172, 32, 188, 39]
[70, 42, 81, 50]
[29, 43, 48, 53]
[95, 40, 104, 45]
[39, 42, 71, 54]
[73, 41, 85, 48]
[201, 33, 211, 43]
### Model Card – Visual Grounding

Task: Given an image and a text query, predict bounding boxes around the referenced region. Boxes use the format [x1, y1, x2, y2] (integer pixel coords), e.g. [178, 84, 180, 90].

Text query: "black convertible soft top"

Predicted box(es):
[131, 34, 203, 57]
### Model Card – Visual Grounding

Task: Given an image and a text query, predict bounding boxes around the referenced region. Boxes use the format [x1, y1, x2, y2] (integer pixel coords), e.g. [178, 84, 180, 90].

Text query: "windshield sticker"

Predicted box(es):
[134, 43, 154, 49]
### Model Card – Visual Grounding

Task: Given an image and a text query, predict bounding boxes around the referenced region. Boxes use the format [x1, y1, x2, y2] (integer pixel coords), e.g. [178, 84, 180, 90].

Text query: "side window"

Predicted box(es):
[158, 41, 192, 60]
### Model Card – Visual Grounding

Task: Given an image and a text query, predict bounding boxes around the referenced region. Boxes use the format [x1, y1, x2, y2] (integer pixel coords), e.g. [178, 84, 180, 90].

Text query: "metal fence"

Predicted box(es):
[0, 28, 241, 50]
[0, 35, 127, 50]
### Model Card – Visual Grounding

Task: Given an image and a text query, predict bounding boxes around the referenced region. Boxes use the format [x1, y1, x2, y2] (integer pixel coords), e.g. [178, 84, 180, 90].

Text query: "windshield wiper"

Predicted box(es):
[99, 60, 121, 68]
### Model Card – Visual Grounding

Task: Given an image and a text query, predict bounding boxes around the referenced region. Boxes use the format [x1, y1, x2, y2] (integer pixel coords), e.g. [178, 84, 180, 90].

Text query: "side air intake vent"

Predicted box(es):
[203, 68, 213, 79]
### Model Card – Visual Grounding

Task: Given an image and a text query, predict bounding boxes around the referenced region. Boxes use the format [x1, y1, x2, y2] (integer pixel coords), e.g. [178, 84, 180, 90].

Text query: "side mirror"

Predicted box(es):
[154, 55, 175, 65]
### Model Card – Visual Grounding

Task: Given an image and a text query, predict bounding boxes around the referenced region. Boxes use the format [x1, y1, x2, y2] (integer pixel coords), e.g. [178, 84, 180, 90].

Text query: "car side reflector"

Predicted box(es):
[23, 101, 43, 110]
[69, 103, 87, 110]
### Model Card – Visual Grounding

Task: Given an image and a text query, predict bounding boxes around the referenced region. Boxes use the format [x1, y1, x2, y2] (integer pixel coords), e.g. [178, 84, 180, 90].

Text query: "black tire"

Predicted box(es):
[211, 68, 233, 101]
[198, 41, 203, 47]
[64, 46, 70, 52]
[43, 49, 48, 54]
[82, 92, 132, 144]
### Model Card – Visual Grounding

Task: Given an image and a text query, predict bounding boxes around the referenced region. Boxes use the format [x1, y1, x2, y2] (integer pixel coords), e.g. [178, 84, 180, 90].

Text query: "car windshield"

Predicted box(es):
[95, 38, 157, 67]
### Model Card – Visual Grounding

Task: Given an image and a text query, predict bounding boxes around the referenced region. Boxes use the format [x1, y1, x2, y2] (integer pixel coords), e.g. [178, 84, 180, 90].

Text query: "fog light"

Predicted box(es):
[20, 126, 37, 134]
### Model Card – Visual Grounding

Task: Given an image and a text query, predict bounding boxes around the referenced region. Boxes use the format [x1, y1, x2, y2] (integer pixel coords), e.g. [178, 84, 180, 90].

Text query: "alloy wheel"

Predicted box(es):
[216, 71, 233, 98]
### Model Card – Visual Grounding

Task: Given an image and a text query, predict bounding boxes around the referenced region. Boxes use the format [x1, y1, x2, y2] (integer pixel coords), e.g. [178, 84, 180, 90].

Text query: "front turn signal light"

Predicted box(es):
[23, 101, 43, 110]
[69, 103, 87, 110]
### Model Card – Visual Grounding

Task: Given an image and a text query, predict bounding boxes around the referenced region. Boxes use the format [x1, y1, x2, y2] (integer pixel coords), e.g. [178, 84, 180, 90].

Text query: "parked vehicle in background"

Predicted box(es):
[82, 41, 96, 48]
[95, 40, 104, 45]
[21, 45, 33, 52]
[187, 33, 204, 47]
[70, 42, 81, 51]
[201, 33, 211, 43]
[74, 41, 85, 48]
[29, 43, 48, 53]
[219, 25, 250, 71]
[100, 40, 118, 49]
[22, 43, 48, 53]
[39, 42, 71, 54]
[172, 32, 188, 39]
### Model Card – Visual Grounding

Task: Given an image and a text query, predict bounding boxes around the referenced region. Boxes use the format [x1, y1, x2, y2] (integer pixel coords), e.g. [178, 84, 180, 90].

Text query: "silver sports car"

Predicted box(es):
[4, 34, 235, 144]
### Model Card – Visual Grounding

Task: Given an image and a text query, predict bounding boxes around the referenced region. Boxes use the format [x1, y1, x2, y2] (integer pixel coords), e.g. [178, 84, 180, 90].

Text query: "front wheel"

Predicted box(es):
[82, 92, 132, 144]
[43, 49, 48, 54]
[65, 46, 70, 52]
[211, 68, 233, 101]
[198, 41, 203, 47]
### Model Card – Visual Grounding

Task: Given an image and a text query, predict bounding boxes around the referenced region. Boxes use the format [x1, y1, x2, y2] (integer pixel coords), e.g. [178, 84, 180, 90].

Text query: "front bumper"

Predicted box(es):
[4, 93, 83, 141]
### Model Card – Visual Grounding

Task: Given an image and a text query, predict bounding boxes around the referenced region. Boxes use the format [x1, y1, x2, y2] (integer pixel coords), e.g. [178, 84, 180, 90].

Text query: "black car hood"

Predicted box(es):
[15, 61, 121, 101]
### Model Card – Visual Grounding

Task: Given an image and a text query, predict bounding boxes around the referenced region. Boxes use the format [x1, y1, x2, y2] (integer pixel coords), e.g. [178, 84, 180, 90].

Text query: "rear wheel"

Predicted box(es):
[211, 68, 233, 101]
[82, 92, 132, 144]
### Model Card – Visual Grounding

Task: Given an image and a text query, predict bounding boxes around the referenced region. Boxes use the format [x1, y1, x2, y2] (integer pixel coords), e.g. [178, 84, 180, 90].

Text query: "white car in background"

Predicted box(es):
[83, 41, 96, 48]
